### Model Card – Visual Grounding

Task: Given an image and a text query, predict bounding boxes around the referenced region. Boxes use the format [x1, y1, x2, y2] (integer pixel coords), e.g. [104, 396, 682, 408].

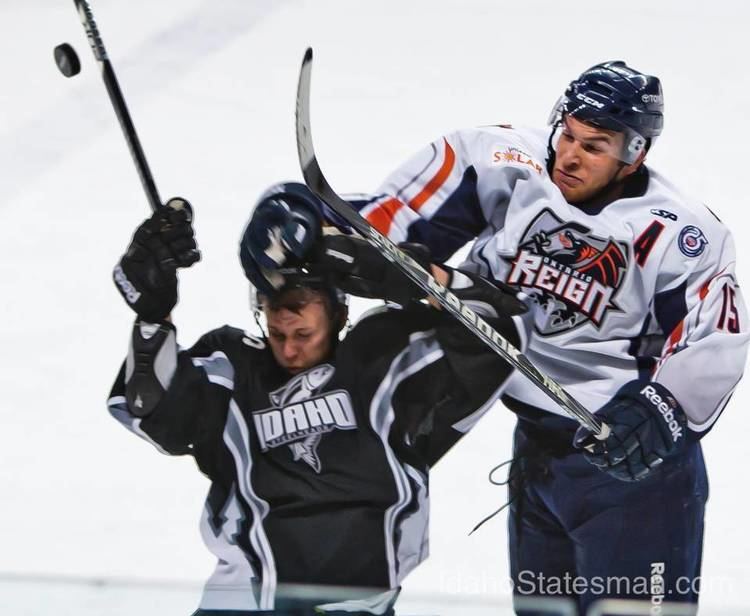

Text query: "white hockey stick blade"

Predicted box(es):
[294, 47, 608, 439]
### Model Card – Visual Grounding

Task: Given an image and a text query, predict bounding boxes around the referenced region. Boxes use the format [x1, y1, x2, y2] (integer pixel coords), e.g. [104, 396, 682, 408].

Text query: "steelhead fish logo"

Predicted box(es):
[254, 365, 357, 473]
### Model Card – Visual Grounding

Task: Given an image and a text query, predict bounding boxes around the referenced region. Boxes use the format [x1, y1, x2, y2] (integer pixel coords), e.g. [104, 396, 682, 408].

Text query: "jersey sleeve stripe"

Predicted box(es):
[406, 166, 485, 261]
[391, 142, 440, 200]
[223, 400, 276, 609]
[699, 280, 711, 300]
[662, 320, 684, 363]
[191, 352, 235, 390]
[369, 330, 444, 586]
[657, 268, 737, 366]
[408, 139, 456, 210]
[654, 281, 688, 342]
[698, 265, 732, 300]
[363, 139, 456, 237]
[107, 396, 171, 455]
[365, 197, 403, 236]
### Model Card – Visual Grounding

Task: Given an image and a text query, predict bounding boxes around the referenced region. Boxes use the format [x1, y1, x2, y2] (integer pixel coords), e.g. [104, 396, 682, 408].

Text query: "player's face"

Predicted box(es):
[265, 300, 333, 374]
[552, 116, 640, 205]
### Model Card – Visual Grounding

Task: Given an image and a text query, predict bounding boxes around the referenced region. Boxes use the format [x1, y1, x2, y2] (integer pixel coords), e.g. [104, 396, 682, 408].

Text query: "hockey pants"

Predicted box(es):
[508, 418, 708, 616]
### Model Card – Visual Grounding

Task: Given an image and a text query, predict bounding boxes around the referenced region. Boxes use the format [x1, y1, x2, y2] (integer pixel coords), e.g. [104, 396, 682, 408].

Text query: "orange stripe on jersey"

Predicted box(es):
[364, 139, 455, 235]
[698, 266, 731, 301]
[699, 281, 711, 300]
[409, 139, 456, 210]
[366, 197, 403, 235]
[664, 320, 684, 359]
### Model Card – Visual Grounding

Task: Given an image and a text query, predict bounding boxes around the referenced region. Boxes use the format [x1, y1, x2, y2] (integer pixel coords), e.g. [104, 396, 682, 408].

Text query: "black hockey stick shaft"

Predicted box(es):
[73, 0, 161, 212]
[295, 48, 608, 438]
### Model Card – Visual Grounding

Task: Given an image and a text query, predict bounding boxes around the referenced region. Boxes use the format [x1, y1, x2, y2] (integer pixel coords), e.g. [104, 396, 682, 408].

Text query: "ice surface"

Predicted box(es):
[1, 1, 748, 613]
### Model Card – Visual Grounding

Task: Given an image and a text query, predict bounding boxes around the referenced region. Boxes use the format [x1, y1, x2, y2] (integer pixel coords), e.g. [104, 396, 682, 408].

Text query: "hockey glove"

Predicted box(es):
[310, 234, 431, 305]
[443, 268, 528, 318]
[114, 198, 200, 322]
[240, 186, 323, 295]
[574, 381, 688, 482]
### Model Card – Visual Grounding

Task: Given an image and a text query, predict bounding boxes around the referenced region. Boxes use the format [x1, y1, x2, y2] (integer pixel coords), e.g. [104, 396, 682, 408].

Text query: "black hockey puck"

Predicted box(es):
[54, 43, 81, 78]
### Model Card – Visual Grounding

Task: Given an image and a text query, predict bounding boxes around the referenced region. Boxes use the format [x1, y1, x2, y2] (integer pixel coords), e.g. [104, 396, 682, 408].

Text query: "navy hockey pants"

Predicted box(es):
[508, 418, 708, 616]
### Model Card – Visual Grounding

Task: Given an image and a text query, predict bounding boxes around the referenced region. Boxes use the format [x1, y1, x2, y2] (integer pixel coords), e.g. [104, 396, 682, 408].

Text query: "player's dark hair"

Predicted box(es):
[266, 286, 331, 317]
[263, 285, 348, 334]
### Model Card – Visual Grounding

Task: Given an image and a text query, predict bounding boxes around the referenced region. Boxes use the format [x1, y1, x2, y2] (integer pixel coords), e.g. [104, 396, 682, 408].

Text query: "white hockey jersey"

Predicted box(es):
[352, 125, 749, 433]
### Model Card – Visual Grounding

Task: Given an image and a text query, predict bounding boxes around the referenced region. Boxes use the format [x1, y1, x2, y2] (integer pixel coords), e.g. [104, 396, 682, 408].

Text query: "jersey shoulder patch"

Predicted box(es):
[677, 225, 709, 258]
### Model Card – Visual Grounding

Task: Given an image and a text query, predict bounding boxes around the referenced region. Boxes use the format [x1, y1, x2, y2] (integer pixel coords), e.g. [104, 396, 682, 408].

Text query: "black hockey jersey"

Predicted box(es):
[108, 304, 516, 611]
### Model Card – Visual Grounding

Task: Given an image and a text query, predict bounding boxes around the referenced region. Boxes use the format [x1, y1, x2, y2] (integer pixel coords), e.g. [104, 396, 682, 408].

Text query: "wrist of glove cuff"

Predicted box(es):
[125, 320, 178, 418]
[574, 380, 688, 482]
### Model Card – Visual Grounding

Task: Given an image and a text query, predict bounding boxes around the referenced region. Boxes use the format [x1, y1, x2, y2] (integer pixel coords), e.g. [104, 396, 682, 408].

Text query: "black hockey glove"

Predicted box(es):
[310, 234, 431, 305]
[443, 268, 528, 318]
[114, 198, 200, 322]
[574, 381, 689, 482]
[240, 187, 322, 295]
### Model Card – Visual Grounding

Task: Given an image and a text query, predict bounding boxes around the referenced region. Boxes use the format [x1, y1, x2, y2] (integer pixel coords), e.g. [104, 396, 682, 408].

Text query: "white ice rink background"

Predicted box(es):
[1, 1, 748, 614]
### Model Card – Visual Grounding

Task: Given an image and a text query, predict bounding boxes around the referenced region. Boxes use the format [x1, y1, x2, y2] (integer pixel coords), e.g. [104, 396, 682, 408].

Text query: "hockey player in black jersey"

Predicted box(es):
[108, 182, 527, 615]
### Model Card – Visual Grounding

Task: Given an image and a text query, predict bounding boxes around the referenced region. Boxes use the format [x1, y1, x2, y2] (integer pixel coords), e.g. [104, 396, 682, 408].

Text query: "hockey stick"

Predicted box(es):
[295, 48, 609, 438]
[73, 0, 161, 212]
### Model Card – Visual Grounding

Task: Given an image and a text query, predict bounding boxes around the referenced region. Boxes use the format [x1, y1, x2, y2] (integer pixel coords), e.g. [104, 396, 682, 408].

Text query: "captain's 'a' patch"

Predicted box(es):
[252, 365, 357, 473]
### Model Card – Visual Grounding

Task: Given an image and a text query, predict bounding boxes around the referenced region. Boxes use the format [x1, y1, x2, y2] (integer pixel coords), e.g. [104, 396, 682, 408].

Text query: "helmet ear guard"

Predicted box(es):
[625, 132, 647, 162]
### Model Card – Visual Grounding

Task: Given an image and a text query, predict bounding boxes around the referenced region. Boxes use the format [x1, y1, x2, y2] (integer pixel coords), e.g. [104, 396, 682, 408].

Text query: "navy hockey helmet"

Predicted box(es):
[548, 61, 664, 163]
[240, 182, 347, 323]
[239, 181, 324, 284]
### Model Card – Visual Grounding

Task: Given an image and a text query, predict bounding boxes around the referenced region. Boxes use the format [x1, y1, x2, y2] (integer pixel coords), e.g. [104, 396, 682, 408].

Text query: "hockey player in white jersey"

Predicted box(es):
[256, 62, 749, 613]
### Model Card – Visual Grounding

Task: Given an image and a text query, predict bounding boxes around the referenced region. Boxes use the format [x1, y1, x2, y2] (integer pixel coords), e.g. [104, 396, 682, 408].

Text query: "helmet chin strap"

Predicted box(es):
[253, 306, 268, 341]
[545, 122, 561, 174]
